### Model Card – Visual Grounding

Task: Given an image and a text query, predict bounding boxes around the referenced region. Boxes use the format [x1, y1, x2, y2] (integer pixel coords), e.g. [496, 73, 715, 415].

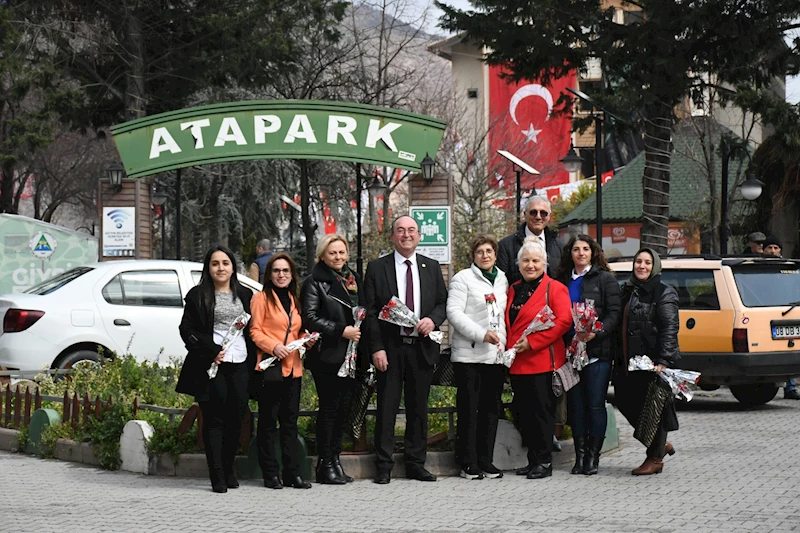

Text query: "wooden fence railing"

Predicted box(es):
[1, 383, 459, 451]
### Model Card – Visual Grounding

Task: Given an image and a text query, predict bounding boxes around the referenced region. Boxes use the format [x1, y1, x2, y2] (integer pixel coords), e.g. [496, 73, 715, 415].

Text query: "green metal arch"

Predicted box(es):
[110, 100, 447, 179]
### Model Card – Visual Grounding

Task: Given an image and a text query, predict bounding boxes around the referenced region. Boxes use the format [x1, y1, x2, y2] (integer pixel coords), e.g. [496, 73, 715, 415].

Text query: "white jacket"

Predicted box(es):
[446, 264, 509, 364]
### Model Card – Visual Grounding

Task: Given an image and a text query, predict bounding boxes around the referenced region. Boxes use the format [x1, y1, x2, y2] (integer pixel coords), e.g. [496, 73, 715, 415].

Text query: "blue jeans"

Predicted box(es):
[786, 378, 797, 392]
[567, 360, 611, 438]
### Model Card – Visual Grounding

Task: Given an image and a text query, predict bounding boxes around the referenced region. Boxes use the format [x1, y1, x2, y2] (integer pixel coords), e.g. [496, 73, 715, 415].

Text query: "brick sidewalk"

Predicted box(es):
[2, 389, 799, 532]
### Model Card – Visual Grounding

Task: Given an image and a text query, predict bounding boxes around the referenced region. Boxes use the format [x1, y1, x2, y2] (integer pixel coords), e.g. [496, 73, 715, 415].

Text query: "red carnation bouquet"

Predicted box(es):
[379, 296, 443, 344]
[496, 305, 556, 367]
[568, 300, 603, 371]
[258, 332, 321, 370]
[208, 311, 251, 378]
[338, 306, 367, 378]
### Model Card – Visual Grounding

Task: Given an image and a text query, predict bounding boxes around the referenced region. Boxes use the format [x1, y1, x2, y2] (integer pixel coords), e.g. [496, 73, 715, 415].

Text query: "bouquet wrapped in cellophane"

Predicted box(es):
[485, 294, 504, 359]
[496, 305, 556, 368]
[567, 300, 603, 371]
[338, 307, 367, 378]
[257, 332, 321, 371]
[628, 355, 702, 401]
[378, 296, 444, 344]
[208, 311, 251, 378]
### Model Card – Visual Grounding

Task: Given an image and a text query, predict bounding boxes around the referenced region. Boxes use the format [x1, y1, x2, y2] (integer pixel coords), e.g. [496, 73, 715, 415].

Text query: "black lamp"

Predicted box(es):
[560, 143, 584, 173]
[151, 183, 168, 206]
[740, 172, 764, 201]
[420, 153, 435, 185]
[107, 162, 125, 193]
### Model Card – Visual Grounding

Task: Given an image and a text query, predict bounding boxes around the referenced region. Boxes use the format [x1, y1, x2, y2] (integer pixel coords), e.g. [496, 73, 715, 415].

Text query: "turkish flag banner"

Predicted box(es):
[488, 66, 576, 191]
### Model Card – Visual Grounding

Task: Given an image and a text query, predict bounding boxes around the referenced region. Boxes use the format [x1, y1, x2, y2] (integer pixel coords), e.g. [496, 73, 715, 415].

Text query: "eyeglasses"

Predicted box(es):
[475, 249, 495, 256]
[528, 209, 549, 219]
[394, 228, 418, 235]
[271, 268, 291, 275]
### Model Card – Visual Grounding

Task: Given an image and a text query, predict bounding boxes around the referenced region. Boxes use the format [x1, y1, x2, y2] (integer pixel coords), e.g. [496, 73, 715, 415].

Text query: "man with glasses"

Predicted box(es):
[497, 196, 563, 284]
[364, 215, 448, 484]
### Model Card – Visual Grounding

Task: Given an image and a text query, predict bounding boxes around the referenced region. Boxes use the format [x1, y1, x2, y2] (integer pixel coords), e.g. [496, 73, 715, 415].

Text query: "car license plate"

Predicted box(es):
[772, 324, 800, 339]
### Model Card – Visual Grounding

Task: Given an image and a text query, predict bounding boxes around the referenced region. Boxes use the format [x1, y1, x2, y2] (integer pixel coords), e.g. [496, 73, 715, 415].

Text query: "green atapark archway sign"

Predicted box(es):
[110, 100, 447, 178]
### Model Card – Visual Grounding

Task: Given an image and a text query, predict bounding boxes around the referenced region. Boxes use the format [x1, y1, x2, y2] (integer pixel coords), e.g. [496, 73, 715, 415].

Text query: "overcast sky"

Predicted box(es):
[427, 1, 800, 104]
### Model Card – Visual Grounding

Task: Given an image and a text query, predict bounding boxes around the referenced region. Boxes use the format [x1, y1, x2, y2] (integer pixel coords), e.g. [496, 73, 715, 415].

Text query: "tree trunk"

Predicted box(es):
[640, 106, 674, 255]
[0, 161, 15, 214]
[209, 169, 220, 245]
[124, 1, 146, 121]
[300, 160, 315, 269]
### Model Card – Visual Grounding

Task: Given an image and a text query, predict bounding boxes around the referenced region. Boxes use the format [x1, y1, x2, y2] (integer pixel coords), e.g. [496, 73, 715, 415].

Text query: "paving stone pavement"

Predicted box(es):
[2, 388, 800, 533]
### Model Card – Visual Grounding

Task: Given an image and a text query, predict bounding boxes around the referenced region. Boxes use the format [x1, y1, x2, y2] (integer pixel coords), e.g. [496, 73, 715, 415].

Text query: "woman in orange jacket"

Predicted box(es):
[506, 238, 573, 479]
[250, 252, 314, 490]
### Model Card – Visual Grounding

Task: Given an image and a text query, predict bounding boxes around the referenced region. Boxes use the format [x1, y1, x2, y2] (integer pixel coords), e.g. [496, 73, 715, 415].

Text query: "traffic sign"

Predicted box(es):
[410, 206, 450, 263]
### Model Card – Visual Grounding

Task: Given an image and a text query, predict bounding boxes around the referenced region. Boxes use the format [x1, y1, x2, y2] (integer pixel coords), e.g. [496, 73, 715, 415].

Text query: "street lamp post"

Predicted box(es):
[719, 138, 764, 255]
[496, 150, 539, 218]
[355, 163, 387, 278]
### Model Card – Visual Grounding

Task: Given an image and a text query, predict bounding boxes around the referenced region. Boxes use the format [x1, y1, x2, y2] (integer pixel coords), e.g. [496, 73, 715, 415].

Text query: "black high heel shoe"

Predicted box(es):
[332, 456, 354, 483]
[316, 458, 346, 485]
[285, 475, 312, 489]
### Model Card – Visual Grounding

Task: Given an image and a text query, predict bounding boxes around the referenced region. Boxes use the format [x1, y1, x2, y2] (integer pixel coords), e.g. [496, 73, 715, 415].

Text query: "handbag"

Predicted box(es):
[431, 347, 456, 387]
[544, 282, 580, 397]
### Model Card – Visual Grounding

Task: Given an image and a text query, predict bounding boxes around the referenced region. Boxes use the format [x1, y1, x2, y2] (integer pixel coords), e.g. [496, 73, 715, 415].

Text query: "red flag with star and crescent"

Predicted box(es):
[488, 66, 577, 192]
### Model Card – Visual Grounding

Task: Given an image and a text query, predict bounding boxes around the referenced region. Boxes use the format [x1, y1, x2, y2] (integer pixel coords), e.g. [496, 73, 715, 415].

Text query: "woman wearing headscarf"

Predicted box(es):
[301, 234, 366, 485]
[506, 238, 573, 479]
[555, 234, 621, 475]
[613, 248, 680, 475]
[446, 234, 509, 480]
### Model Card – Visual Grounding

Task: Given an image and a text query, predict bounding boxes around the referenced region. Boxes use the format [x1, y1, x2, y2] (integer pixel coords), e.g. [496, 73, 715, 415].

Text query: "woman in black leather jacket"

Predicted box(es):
[555, 234, 621, 476]
[300, 234, 366, 485]
[613, 248, 680, 475]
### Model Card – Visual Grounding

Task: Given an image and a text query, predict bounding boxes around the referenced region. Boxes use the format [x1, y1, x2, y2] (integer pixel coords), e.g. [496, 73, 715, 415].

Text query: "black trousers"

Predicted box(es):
[453, 362, 505, 467]
[374, 341, 434, 471]
[198, 362, 249, 482]
[312, 369, 354, 460]
[257, 375, 302, 479]
[510, 372, 556, 466]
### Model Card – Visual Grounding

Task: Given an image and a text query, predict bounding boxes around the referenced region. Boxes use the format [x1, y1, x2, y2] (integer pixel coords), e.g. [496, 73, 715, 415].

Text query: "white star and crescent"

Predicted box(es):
[509, 84, 554, 144]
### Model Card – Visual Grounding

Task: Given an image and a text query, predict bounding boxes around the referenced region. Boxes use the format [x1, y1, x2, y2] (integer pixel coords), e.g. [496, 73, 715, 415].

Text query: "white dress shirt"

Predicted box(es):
[525, 226, 546, 248]
[394, 251, 421, 337]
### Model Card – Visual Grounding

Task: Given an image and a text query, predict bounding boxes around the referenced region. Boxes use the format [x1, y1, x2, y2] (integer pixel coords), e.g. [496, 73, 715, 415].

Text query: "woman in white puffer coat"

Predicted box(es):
[446, 234, 509, 481]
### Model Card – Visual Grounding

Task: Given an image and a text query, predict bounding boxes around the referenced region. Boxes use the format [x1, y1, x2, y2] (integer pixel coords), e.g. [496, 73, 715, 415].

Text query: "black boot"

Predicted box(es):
[332, 456, 354, 483]
[316, 458, 347, 485]
[571, 435, 586, 475]
[210, 467, 228, 493]
[583, 436, 604, 475]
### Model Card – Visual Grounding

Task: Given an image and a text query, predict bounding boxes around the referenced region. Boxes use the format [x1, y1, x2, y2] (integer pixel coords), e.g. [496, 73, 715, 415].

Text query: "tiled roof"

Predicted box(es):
[559, 122, 750, 226]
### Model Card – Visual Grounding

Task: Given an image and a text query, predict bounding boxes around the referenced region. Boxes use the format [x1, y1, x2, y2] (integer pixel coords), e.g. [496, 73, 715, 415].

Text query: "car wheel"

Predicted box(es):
[729, 384, 779, 407]
[57, 350, 102, 371]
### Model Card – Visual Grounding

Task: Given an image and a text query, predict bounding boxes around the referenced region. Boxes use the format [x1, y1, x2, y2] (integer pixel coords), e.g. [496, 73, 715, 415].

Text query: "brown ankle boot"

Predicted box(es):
[663, 442, 675, 458]
[631, 457, 663, 475]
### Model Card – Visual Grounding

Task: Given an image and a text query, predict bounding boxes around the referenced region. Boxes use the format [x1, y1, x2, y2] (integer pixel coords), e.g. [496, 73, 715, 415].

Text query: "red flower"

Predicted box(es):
[485, 294, 497, 304]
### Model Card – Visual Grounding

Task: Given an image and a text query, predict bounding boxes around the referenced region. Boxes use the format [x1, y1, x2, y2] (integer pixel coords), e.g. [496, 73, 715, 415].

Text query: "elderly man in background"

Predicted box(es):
[248, 239, 273, 282]
[498, 197, 563, 283]
[741, 232, 766, 256]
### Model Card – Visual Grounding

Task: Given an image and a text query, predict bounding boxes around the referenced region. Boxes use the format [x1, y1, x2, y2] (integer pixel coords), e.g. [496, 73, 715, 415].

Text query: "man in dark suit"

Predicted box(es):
[364, 215, 448, 484]
[497, 196, 563, 282]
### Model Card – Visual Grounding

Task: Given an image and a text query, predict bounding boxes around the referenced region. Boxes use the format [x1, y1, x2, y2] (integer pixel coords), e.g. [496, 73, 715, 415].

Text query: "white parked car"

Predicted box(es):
[0, 260, 262, 372]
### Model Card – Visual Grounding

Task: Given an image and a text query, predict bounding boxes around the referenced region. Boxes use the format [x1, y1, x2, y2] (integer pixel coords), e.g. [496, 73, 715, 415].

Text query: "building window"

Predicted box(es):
[467, 88, 478, 99]
[577, 80, 603, 112]
[578, 148, 596, 179]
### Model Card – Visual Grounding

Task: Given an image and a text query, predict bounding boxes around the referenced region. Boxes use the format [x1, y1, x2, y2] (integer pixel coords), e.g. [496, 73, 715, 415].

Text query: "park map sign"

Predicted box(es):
[111, 100, 447, 178]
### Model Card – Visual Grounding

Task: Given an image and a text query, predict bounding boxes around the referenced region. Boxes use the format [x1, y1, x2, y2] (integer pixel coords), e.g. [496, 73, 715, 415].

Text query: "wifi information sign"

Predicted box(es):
[103, 207, 136, 257]
[410, 206, 450, 264]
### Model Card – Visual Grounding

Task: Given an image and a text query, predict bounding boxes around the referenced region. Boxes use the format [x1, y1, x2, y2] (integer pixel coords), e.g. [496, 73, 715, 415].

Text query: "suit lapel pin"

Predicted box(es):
[422, 263, 426, 268]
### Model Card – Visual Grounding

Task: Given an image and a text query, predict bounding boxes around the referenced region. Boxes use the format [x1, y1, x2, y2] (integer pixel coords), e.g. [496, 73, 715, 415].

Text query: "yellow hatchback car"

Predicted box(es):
[610, 255, 800, 406]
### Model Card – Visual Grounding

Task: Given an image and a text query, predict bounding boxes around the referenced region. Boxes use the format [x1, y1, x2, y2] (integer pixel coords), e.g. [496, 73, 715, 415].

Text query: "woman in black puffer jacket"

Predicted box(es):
[613, 248, 680, 476]
[555, 234, 621, 476]
[301, 234, 367, 485]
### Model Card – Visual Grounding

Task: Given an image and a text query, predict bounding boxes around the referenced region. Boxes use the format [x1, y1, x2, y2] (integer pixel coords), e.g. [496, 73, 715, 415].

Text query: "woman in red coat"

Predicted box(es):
[506, 238, 573, 479]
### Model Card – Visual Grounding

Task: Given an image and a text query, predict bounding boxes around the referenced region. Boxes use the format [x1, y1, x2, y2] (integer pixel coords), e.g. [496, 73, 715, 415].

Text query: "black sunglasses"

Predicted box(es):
[528, 209, 549, 218]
